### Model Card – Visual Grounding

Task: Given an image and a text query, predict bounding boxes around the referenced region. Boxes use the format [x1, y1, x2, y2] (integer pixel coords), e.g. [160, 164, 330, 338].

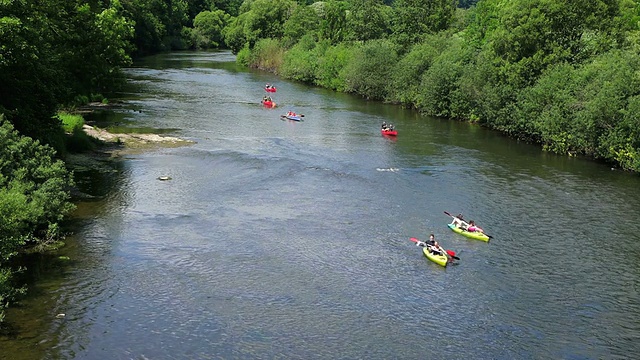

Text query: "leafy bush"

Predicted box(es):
[249, 38, 285, 72]
[314, 42, 353, 91]
[191, 9, 231, 48]
[0, 116, 75, 322]
[387, 34, 451, 105]
[414, 36, 472, 118]
[281, 34, 319, 83]
[236, 44, 252, 67]
[342, 40, 399, 100]
[58, 112, 85, 133]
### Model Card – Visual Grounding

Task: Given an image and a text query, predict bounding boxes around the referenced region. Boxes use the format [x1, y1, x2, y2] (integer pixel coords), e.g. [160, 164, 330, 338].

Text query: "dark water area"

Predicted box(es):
[2, 51, 639, 359]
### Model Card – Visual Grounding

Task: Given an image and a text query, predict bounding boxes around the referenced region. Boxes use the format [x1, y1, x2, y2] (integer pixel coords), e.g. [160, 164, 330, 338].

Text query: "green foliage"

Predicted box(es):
[0, 118, 75, 246]
[58, 112, 85, 133]
[511, 50, 640, 169]
[0, 267, 26, 324]
[415, 35, 474, 118]
[387, 33, 451, 105]
[282, 3, 320, 47]
[224, 13, 251, 53]
[223, 0, 296, 53]
[475, 0, 623, 88]
[390, 0, 456, 47]
[191, 9, 231, 48]
[458, 0, 479, 8]
[281, 34, 320, 82]
[314, 41, 353, 91]
[0, 116, 74, 322]
[609, 95, 640, 171]
[342, 39, 399, 99]
[121, 0, 189, 55]
[236, 44, 252, 66]
[248, 38, 286, 71]
[0, 0, 132, 151]
[345, 0, 391, 41]
[316, 0, 350, 44]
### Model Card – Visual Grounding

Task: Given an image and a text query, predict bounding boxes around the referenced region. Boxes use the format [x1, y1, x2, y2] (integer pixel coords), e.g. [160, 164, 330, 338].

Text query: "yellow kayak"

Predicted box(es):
[447, 224, 490, 242]
[422, 247, 448, 267]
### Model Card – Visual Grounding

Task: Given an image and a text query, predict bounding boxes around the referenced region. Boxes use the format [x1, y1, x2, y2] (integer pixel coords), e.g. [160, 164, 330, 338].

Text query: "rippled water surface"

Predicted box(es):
[2, 51, 640, 359]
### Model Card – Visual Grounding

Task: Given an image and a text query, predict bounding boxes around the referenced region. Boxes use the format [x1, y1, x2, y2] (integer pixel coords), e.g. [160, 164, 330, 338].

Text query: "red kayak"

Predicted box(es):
[261, 100, 276, 108]
[265, 86, 276, 93]
[381, 129, 398, 136]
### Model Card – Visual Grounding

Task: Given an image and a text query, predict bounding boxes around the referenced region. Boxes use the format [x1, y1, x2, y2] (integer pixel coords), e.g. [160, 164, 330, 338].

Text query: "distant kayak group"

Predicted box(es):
[411, 211, 492, 268]
[262, 84, 402, 134]
[261, 83, 277, 108]
[260, 83, 306, 122]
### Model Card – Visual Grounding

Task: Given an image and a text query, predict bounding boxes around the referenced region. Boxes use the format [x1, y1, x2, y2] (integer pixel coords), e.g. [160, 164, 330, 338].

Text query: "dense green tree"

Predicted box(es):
[282, 3, 320, 46]
[315, 0, 349, 44]
[391, 0, 456, 47]
[281, 34, 320, 81]
[222, 0, 296, 53]
[414, 35, 474, 118]
[387, 33, 450, 105]
[342, 40, 399, 99]
[0, 0, 63, 147]
[314, 41, 352, 90]
[63, 1, 134, 94]
[345, 0, 391, 41]
[512, 49, 640, 168]
[121, 0, 189, 55]
[471, 0, 623, 88]
[190, 9, 231, 48]
[213, 0, 244, 16]
[0, 0, 132, 149]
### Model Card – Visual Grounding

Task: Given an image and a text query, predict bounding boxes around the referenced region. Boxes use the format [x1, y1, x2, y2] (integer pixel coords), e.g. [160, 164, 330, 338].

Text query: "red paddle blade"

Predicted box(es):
[446, 250, 456, 256]
[409, 237, 419, 243]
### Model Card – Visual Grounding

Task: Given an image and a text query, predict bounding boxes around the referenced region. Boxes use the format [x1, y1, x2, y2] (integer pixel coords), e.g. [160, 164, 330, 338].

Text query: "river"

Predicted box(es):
[2, 51, 639, 359]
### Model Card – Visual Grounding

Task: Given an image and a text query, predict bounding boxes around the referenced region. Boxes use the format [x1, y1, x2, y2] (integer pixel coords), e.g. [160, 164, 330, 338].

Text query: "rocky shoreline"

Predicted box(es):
[82, 124, 195, 150]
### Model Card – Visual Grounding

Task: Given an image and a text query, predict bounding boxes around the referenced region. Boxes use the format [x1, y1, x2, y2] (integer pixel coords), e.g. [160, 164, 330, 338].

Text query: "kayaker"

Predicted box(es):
[467, 220, 484, 233]
[451, 214, 469, 229]
[415, 234, 436, 247]
[381, 122, 387, 130]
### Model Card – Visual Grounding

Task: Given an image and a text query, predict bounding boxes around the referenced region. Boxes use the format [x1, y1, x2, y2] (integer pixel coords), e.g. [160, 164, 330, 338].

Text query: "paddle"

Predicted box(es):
[409, 237, 460, 260]
[444, 211, 493, 239]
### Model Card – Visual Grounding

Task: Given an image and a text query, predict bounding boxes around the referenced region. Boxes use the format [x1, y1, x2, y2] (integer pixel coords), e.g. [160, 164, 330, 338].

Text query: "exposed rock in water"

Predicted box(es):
[82, 124, 195, 148]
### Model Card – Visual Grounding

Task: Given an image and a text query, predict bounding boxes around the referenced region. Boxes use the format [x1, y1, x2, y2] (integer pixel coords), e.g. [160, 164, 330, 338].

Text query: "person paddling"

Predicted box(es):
[415, 234, 436, 247]
[467, 220, 484, 233]
[451, 213, 469, 229]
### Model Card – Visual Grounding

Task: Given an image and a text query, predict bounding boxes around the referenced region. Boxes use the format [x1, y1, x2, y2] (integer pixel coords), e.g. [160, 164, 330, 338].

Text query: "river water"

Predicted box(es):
[2, 51, 639, 359]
